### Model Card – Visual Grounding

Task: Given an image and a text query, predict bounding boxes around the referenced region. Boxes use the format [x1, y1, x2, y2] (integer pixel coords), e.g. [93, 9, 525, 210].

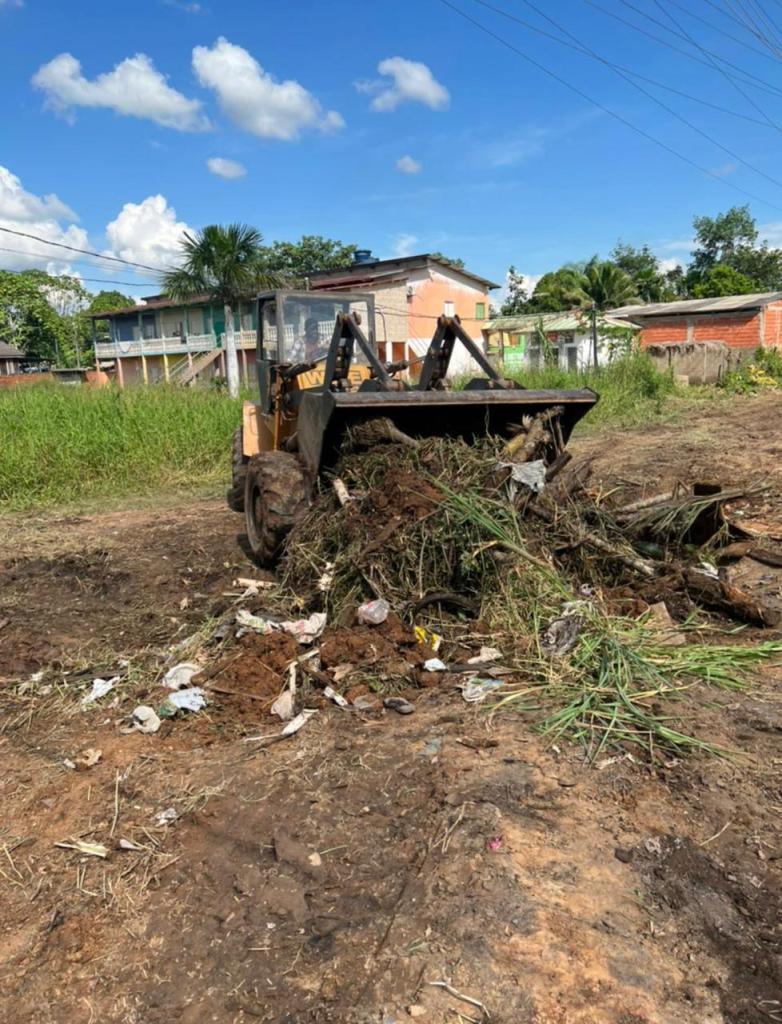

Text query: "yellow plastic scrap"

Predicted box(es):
[414, 626, 442, 653]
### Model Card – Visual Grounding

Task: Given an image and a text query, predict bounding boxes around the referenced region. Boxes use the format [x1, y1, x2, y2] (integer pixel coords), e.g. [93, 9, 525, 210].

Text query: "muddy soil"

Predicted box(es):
[0, 393, 780, 1024]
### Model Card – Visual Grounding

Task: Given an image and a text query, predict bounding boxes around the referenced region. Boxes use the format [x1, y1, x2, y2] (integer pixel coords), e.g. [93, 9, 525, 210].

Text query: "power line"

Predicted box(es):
[651, 0, 782, 136]
[468, 0, 774, 126]
[436, 0, 782, 212]
[673, 0, 782, 63]
[474, 0, 782, 189]
[585, 0, 782, 98]
[620, 0, 782, 102]
[0, 245, 157, 285]
[0, 226, 167, 273]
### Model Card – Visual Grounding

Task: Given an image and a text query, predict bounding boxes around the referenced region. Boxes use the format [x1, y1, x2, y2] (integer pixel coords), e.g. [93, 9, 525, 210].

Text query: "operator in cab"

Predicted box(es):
[292, 317, 328, 364]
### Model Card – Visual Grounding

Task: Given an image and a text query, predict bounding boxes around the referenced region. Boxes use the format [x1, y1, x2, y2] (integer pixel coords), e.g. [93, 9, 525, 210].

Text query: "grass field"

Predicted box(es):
[0, 384, 242, 511]
[0, 355, 711, 512]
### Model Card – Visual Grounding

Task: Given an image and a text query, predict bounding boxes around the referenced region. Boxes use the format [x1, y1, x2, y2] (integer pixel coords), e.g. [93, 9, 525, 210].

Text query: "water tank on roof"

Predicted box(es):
[353, 249, 375, 264]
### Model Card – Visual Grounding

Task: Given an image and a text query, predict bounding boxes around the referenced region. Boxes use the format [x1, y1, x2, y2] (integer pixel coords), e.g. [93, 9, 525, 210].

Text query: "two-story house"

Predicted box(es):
[90, 252, 499, 386]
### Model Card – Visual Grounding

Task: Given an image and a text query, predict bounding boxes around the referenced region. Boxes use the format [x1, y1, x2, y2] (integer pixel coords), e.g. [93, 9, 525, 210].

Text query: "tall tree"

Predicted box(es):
[578, 259, 641, 310]
[0, 270, 79, 365]
[529, 266, 586, 311]
[162, 224, 279, 397]
[259, 235, 356, 279]
[499, 266, 529, 315]
[690, 205, 758, 275]
[610, 242, 670, 302]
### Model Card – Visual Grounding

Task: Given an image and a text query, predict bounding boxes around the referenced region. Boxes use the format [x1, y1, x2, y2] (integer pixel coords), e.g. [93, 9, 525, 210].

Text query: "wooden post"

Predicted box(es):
[241, 347, 248, 383]
[141, 353, 148, 385]
[163, 353, 170, 383]
[116, 355, 124, 389]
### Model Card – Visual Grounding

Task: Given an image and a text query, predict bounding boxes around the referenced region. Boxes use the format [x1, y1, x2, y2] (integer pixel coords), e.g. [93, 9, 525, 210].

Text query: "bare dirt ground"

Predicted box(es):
[0, 393, 780, 1024]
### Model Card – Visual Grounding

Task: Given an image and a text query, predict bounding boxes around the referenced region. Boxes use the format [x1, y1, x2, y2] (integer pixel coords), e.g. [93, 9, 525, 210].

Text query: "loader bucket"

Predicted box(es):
[296, 387, 598, 475]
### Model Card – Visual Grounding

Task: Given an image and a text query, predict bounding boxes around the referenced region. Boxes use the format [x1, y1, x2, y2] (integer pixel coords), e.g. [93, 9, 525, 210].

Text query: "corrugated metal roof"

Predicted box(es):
[483, 311, 636, 332]
[0, 341, 26, 359]
[611, 291, 782, 318]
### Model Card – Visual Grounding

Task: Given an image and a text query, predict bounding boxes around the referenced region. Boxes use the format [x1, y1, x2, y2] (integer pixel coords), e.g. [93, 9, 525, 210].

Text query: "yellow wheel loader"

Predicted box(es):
[229, 290, 598, 565]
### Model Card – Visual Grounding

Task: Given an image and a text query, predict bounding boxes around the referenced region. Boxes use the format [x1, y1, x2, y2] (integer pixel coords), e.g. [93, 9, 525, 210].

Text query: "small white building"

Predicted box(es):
[482, 311, 637, 372]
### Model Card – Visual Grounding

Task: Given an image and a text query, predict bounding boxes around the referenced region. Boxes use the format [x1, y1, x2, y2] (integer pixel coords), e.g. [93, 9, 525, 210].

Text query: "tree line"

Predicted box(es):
[500, 206, 782, 316]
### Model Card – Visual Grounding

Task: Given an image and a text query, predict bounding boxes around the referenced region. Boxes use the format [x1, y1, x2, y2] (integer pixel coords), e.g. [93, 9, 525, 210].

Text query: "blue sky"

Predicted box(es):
[3, 0, 782, 297]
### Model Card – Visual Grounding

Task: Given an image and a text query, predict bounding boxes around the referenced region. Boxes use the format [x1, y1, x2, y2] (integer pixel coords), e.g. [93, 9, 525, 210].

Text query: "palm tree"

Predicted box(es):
[577, 260, 640, 311]
[161, 223, 280, 397]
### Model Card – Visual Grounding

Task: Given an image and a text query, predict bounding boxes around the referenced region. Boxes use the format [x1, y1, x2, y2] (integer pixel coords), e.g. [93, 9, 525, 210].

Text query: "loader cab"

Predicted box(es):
[255, 290, 376, 413]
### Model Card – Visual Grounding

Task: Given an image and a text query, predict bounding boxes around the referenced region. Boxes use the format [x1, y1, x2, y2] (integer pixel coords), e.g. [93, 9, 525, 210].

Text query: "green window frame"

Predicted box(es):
[475, 301, 486, 320]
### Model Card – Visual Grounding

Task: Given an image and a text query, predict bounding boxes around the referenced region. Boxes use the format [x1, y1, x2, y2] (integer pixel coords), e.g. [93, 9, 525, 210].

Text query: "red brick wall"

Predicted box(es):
[640, 318, 690, 346]
[640, 312, 761, 349]
[763, 300, 782, 347]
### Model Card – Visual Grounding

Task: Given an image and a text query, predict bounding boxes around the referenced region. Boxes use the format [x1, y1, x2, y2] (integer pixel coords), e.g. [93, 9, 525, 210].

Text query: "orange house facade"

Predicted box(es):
[310, 253, 499, 375]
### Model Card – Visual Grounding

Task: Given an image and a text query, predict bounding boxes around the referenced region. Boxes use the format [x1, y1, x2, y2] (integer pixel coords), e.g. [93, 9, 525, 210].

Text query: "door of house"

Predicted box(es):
[211, 309, 225, 347]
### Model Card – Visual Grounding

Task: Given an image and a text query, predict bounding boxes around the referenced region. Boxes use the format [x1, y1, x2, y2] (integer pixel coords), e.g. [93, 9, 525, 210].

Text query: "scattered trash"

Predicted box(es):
[271, 663, 297, 721]
[384, 696, 415, 715]
[467, 646, 502, 664]
[487, 835, 503, 852]
[55, 839, 109, 859]
[165, 687, 207, 713]
[62, 758, 76, 771]
[124, 705, 161, 735]
[503, 458, 547, 497]
[459, 679, 504, 703]
[357, 598, 390, 626]
[281, 708, 318, 736]
[118, 838, 143, 851]
[156, 807, 179, 826]
[423, 657, 447, 672]
[323, 685, 349, 708]
[414, 625, 442, 652]
[162, 662, 201, 690]
[643, 836, 663, 857]
[318, 562, 335, 593]
[236, 609, 273, 633]
[74, 748, 102, 770]
[82, 676, 119, 706]
[541, 615, 582, 657]
[279, 612, 327, 644]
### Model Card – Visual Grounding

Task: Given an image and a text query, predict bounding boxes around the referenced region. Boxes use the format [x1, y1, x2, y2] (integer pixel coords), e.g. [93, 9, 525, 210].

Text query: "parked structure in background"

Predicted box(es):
[0, 341, 27, 376]
[90, 252, 498, 386]
[482, 311, 637, 371]
[613, 292, 782, 351]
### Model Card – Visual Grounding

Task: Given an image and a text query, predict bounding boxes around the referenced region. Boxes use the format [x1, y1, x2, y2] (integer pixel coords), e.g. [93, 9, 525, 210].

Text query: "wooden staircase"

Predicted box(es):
[169, 347, 222, 386]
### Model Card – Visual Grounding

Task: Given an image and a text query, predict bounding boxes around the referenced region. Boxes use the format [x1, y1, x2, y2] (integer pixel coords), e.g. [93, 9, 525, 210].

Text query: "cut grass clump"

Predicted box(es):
[0, 384, 242, 511]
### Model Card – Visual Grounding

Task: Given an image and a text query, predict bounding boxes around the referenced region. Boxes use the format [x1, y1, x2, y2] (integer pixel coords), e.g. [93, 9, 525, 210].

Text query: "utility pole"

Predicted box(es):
[590, 304, 599, 369]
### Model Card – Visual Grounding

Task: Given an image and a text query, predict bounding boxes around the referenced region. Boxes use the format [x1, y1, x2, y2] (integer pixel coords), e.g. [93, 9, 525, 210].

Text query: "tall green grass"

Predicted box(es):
[0, 384, 242, 511]
[503, 351, 681, 428]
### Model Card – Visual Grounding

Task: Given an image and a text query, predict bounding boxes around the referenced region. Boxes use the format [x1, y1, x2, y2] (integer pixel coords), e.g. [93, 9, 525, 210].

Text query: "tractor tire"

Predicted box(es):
[227, 427, 248, 513]
[244, 451, 310, 567]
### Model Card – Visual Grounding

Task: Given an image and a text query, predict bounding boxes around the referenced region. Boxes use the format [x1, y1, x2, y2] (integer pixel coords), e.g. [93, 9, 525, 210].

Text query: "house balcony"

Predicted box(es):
[95, 330, 257, 360]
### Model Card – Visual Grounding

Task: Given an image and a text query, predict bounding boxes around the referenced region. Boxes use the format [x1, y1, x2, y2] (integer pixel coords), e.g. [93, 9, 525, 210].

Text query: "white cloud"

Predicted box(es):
[657, 238, 694, 253]
[396, 154, 422, 175]
[0, 1, 24, 8]
[163, 0, 203, 11]
[759, 221, 782, 247]
[711, 161, 737, 178]
[207, 156, 247, 180]
[105, 195, 193, 269]
[658, 258, 682, 273]
[392, 232, 418, 258]
[0, 165, 88, 273]
[32, 52, 210, 131]
[358, 57, 449, 113]
[192, 37, 344, 140]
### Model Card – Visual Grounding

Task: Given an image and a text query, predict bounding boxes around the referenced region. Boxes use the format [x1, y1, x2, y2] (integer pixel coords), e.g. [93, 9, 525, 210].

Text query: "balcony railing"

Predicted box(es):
[95, 329, 257, 360]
